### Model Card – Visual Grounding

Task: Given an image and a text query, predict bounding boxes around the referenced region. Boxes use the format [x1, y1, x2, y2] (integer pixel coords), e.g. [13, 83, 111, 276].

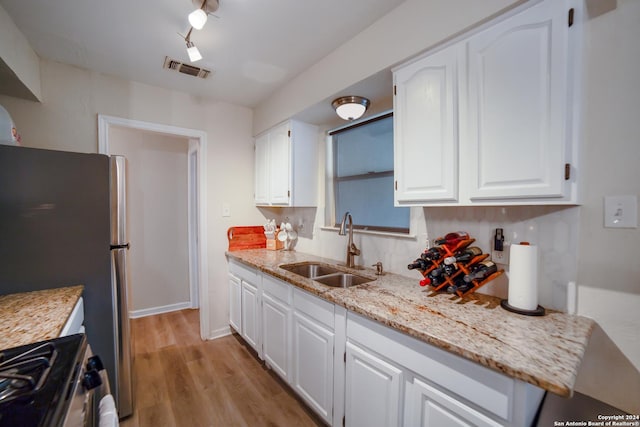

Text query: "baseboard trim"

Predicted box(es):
[129, 301, 192, 319]
[208, 326, 232, 340]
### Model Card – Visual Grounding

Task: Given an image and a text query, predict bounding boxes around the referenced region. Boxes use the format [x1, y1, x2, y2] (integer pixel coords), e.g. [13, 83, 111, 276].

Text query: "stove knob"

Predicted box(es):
[83, 369, 103, 390]
[87, 355, 104, 372]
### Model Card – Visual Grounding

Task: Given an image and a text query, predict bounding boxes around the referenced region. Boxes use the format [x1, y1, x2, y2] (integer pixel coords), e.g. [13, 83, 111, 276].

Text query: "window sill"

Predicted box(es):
[320, 226, 417, 240]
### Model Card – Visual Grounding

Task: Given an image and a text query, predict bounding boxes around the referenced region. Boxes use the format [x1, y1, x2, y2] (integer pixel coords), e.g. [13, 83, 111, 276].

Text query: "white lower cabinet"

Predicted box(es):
[345, 341, 403, 427]
[405, 376, 502, 427]
[228, 260, 262, 358]
[240, 280, 260, 353]
[292, 288, 335, 425]
[227, 262, 545, 427]
[228, 273, 242, 333]
[262, 274, 292, 382]
[347, 312, 544, 427]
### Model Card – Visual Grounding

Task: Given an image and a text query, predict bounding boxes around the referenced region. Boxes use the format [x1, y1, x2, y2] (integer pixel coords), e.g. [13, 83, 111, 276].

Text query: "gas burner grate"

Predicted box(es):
[0, 342, 57, 405]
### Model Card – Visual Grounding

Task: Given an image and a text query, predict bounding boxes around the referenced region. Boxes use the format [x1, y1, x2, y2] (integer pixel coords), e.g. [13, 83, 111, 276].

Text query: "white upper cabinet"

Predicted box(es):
[254, 119, 319, 207]
[465, 0, 572, 201]
[393, 0, 580, 206]
[394, 44, 461, 204]
[254, 132, 270, 205]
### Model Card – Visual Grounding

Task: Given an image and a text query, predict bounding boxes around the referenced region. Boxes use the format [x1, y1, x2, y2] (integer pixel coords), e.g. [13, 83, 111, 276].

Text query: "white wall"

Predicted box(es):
[109, 127, 190, 315]
[0, 4, 41, 101]
[575, 0, 640, 370]
[0, 58, 263, 339]
[253, 0, 525, 134]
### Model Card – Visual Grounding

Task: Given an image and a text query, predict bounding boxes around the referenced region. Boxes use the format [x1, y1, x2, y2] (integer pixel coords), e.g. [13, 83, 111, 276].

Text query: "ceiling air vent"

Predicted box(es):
[163, 56, 212, 79]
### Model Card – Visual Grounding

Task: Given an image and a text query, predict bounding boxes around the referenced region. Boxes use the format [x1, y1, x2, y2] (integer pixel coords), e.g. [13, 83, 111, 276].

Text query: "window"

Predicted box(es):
[330, 113, 410, 233]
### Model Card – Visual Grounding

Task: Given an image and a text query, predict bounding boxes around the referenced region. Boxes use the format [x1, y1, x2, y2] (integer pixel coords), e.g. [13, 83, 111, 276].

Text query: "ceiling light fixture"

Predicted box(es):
[188, 8, 208, 30]
[179, 0, 220, 63]
[332, 96, 371, 121]
[182, 28, 202, 62]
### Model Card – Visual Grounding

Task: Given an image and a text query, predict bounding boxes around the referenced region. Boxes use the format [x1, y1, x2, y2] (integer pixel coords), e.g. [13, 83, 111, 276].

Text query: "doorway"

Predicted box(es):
[98, 115, 209, 340]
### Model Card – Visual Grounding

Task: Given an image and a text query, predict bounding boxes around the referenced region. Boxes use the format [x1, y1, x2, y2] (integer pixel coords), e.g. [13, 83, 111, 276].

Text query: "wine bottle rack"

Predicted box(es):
[417, 238, 504, 298]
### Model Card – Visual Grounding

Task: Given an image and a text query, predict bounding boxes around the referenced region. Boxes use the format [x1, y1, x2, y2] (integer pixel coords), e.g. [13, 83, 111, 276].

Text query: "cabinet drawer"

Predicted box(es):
[263, 274, 292, 304]
[293, 288, 334, 329]
[229, 260, 258, 284]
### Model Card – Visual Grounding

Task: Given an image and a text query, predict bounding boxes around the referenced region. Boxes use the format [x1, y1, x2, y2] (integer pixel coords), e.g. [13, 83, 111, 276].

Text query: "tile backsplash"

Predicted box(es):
[422, 206, 580, 311]
[262, 205, 580, 312]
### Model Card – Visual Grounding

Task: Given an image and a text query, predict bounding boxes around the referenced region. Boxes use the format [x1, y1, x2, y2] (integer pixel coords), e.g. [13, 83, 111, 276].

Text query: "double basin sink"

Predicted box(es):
[279, 262, 375, 288]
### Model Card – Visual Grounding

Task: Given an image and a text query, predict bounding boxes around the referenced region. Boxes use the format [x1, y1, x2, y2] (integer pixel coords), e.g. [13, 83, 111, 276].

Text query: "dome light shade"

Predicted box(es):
[188, 8, 208, 30]
[332, 96, 370, 121]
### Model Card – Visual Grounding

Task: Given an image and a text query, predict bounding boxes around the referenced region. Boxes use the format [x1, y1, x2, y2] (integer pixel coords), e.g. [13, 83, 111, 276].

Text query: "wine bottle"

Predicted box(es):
[463, 260, 498, 283]
[420, 266, 445, 286]
[420, 246, 445, 262]
[407, 258, 429, 271]
[442, 262, 458, 277]
[443, 247, 482, 265]
[434, 231, 470, 247]
[446, 277, 472, 294]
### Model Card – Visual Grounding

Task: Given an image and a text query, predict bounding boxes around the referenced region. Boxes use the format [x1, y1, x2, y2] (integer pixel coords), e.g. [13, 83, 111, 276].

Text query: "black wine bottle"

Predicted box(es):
[420, 246, 445, 262]
[407, 258, 429, 271]
[443, 247, 482, 265]
[463, 260, 498, 283]
[420, 266, 445, 286]
[446, 277, 473, 294]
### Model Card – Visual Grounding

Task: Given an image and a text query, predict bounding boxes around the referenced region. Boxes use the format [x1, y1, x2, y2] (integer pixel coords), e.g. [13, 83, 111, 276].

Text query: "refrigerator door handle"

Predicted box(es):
[111, 247, 133, 417]
[110, 156, 128, 246]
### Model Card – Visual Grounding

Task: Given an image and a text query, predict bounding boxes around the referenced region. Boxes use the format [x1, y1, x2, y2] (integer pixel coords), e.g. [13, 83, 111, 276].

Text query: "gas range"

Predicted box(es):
[0, 334, 116, 427]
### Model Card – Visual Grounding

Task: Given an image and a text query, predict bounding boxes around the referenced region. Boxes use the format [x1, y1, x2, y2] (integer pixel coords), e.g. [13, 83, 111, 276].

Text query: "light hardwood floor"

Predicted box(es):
[120, 309, 324, 427]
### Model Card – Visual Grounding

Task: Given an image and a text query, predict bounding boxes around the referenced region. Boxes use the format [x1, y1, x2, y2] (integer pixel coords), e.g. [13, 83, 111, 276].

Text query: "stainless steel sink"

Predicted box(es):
[313, 273, 373, 288]
[279, 262, 375, 288]
[280, 263, 341, 278]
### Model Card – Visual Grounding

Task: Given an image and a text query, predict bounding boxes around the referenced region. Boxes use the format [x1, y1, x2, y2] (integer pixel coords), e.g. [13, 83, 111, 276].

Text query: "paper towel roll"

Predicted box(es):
[508, 243, 539, 310]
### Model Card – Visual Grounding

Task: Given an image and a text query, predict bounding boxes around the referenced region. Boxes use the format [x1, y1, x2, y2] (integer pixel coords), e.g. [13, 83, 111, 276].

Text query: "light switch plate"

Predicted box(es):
[222, 202, 231, 217]
[604, 195, 637, 228]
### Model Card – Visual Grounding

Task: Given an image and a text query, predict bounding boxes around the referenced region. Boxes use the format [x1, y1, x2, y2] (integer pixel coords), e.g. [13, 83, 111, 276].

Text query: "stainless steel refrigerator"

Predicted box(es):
[0, 145, 134, 418]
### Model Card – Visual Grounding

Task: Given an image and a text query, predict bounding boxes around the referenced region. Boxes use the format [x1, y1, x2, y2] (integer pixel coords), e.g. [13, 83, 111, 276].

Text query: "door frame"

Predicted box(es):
[98, 114, 209, 340]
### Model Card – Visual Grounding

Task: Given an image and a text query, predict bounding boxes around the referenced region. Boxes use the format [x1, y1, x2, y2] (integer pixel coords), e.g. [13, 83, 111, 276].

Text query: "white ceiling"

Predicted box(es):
[0, 0, 406, 109]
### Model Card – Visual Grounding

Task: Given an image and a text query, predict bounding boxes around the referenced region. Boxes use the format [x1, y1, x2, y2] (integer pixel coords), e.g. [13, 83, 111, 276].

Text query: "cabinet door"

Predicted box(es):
[405, 377, 502, 427]
[241, 280, 260, 353]
[254, 132, 270, 205]
[394, 44, 460, 204]
[466, 0, 569, 200]
[345, 342, 403, 427]
[262, 293, 290, 382]
[228, 273, 242, 333]
[269, 122, 291, 205]
[292, 311, 334, 424]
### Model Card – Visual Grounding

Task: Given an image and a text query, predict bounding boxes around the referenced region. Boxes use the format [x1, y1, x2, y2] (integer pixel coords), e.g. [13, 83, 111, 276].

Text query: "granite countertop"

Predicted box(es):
[0, 285, 84, 350]
[226, 249, 595, 398]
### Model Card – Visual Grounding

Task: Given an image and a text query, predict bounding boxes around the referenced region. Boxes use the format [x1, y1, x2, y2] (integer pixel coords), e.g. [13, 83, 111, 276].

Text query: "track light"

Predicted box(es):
[179, 0, 220, 63]
[186, 40, 202, 62]
[188, 8, 207, 30]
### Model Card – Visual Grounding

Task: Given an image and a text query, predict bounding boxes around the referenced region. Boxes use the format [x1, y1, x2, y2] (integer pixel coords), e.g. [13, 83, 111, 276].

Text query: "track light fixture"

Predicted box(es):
[181, 28, 202, 62]
[188, 8, 208, 30]
[180, 0, 219, 62]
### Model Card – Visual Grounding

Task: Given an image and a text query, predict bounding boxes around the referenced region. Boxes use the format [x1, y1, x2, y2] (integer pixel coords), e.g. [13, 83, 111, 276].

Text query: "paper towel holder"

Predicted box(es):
[500, 299, 545, 316]
[500, 241, 546, 316]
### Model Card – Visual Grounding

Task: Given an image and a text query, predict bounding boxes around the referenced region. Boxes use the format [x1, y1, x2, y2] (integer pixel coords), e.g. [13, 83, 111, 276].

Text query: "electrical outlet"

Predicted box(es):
[492, 244, 510, 265]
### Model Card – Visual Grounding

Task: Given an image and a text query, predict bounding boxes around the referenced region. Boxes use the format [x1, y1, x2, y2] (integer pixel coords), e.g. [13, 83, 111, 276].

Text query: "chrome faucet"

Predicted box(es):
[338, 211, 360, 268]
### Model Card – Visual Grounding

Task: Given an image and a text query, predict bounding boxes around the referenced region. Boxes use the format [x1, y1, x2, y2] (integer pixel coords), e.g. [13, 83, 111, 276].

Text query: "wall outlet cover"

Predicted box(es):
[492, 244, 510, 266]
